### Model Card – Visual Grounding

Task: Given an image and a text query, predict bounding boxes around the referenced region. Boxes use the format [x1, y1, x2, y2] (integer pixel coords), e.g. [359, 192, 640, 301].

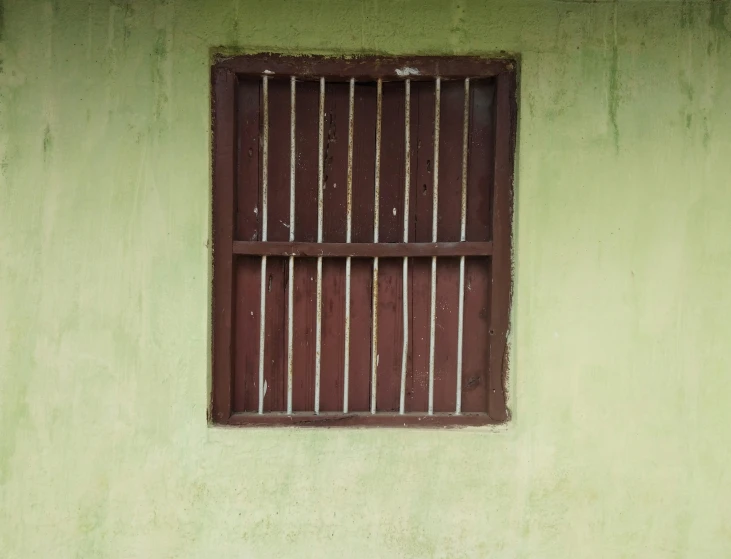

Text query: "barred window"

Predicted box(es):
[211, 55, 516, 427]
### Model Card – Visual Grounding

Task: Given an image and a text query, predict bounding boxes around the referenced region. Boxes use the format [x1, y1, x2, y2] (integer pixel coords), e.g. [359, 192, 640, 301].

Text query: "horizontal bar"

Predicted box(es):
[233, 241, 493, 258]
[215, 54, 514, 80]
[226, 412, 498, 428]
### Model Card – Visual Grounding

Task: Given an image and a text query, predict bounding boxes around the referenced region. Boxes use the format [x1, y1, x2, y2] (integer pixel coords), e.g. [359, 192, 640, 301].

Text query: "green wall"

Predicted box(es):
[2, 0, 731, 556]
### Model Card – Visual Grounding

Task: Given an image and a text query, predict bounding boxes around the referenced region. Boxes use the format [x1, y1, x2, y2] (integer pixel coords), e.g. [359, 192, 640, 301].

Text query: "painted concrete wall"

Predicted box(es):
[2, 0, 731, 556]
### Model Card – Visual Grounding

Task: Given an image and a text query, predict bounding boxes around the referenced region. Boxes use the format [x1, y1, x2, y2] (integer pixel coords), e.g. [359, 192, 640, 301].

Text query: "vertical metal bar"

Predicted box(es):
[258, 76, 269, 415]
[428, 77, 441, 415]
[371, 78, 382, 415]
[286, 76, 296, 415]
[343, 78, 355, 413]
[315, 77, 325, 414]
[456, 78, 470, 415]
[399, 79, 411, 415]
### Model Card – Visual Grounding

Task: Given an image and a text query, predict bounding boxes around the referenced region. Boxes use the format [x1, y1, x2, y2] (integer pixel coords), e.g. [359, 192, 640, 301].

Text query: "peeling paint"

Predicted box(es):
[395, 66, 420, 76]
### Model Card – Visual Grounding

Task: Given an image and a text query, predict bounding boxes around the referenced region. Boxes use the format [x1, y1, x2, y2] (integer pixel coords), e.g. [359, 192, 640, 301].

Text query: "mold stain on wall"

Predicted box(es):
[608, 2, 620, 153]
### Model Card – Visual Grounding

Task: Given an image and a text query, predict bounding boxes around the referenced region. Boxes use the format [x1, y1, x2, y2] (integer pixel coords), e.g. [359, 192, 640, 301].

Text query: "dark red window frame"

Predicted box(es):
[211, 54, 517, 427]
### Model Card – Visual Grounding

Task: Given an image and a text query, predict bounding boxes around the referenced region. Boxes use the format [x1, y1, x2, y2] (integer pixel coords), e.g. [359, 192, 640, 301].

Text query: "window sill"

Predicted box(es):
[219, 412, 502, 428]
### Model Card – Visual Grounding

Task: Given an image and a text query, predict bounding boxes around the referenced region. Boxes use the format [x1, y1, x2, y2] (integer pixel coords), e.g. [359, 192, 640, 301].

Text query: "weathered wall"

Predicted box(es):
[2, 0, 731, 556]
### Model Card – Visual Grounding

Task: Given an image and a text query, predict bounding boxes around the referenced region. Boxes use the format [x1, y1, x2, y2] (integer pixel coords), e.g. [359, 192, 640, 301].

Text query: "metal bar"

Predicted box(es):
[343, 78, 355, 413]
[258, 76, 269, 415]
[428, 77, 440, 416]
[233, 241, 493, 258]
[318, 78, 326, 244]
[286, 76, 296, 415]
[346, 78, 355, 244]
[400, 79, 411, 415]
[456, 78, 470, 415]
[289, 77, 297, 239]
[371, 78, 382, 415]
[258, 257, 267, 414]
[315, 77, 325, 414]
[460, 79, 470, 244]
[261, 77, 269, 243]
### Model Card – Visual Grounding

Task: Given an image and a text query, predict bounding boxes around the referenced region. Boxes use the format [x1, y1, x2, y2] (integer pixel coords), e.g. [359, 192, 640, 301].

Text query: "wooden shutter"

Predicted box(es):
[212, 55, 516, 427]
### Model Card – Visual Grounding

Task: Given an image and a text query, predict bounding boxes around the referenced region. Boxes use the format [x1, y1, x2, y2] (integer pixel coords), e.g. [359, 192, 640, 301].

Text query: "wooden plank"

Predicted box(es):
[261, 78, 291, 412]
[378, 83, 407, 243]
[232, 78, 261, 413]
[235, 78, 262, 244]
[292, 259, 317, 411]
[407, 81, 435, 413]
[375, 81, 406, 411]
[487, 69, 516, 422]
[347, 82, 377, 412]
[460, 79, 496, 413]
[291, 81, 320, 411]
[374, 264, 403, 411]
[211, 67, 236, 423]
[232, 241, 493, 258]
[319, 82, 350, 411]
[227, 412, 496, 427]
[233, 257, 262, 413]
[461, 258, 491, 413]
[436, 81, 465, 244]
[467, 79, 496, 243]
[432, 80, 465, 413]
[216, 54, 514, 81]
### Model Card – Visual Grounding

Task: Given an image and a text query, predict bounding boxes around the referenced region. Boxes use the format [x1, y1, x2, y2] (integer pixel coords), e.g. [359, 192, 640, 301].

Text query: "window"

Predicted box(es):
[211, 55, 516, 427]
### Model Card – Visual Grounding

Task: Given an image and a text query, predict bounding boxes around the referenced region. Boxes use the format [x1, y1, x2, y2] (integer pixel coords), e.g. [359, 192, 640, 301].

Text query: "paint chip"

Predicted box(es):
[396, 66, 421, 78]
[396, 67, 421, 77]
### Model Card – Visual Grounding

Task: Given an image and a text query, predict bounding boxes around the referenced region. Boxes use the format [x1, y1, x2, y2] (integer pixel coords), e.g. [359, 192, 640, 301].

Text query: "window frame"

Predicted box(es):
[211, 54, 517, 427]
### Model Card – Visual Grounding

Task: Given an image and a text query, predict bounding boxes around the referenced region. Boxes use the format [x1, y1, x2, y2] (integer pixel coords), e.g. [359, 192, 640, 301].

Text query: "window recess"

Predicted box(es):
[211, 55, 516, 427]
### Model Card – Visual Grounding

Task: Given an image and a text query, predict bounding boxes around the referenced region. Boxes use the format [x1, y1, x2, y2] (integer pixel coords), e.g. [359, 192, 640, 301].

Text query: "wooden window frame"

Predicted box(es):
[211, 54, 517, 428]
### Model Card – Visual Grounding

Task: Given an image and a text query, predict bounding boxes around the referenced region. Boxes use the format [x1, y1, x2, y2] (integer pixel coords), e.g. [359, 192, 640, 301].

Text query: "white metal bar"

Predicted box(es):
[318, 77, 326, 245]
[346, 78, 355, 244]
[262, 77, 269, 244]
[460, 79, 470, 244]
[371, 78, 382, 415]
[315, 77, 325, 414]
[431, 79, 440, 240]
[403, 79, 411, 245]
[287, 76, 296, 415]
[258, 76, 269, 415]
[343, 77, 355, 413]
[289, 77, 297, 241]
[428, 77, 441, 415]
[399, 79, 411, 415]
[456, 78, 470, 415]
